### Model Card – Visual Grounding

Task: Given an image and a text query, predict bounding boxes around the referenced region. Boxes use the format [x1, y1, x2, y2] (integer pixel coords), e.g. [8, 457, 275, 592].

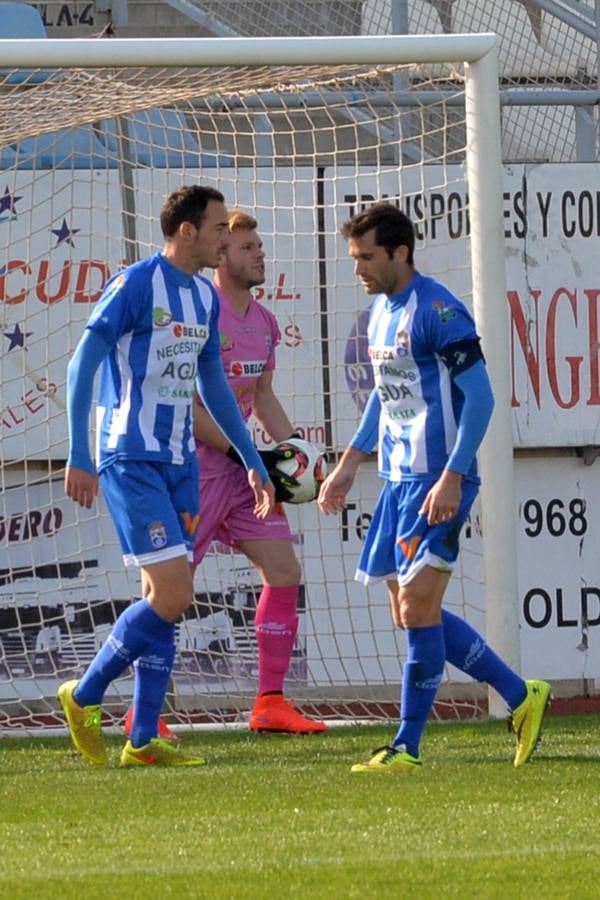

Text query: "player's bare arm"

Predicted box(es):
[248, 468, 276, 518]
[318, 446, 369, 515]
[193, 401, 231, 451]
[252, 370, 295, 442]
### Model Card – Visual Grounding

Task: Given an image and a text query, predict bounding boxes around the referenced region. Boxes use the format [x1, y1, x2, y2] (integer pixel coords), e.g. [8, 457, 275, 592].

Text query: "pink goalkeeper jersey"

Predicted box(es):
[196, 287, 280, 479]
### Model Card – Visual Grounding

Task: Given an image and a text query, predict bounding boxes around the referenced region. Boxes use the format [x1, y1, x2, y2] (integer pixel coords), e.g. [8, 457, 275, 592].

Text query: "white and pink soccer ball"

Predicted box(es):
[272, 438, 327, 504]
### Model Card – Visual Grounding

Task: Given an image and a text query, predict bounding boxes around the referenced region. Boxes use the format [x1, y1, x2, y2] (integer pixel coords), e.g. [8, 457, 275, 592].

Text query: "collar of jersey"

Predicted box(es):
[158, 252, 196, 288]
[385, 271, 422, 310]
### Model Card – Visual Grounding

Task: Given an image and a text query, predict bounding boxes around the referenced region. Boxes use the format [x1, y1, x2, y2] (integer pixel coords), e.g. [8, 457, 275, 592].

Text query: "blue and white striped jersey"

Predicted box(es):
[86, 252, 220, 470]
[367, 272, 480, 482]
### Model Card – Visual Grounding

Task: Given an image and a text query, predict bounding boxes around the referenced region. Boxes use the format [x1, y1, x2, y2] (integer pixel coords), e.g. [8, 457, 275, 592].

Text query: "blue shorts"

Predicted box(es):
[355, 477, 478, 586]
[100, 459, 199, 568]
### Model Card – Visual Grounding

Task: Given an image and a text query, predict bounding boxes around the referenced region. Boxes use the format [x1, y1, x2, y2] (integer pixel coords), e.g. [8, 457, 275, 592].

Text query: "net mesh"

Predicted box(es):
[92, 0, 596, 164]
[2, 53, 489, 732]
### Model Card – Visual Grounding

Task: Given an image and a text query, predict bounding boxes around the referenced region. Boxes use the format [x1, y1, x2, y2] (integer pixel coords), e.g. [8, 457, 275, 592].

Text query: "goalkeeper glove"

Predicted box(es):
[227, 433, 301, 503]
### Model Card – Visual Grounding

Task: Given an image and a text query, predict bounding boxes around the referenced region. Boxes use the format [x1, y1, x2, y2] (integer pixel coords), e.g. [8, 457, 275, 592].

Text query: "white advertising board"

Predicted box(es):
[1, 456, 599, 686]
[0, 168, 326, 459]
[324, 162, 600, 450]
[322, 455, 600, 683]
[0, 171, 124, 460]
[0, 476, 135, 611]
[3, 164, 600, 457]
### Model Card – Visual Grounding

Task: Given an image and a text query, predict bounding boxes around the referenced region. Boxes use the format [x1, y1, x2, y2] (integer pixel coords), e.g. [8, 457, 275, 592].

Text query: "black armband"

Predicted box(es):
[438, 338, 485, 377]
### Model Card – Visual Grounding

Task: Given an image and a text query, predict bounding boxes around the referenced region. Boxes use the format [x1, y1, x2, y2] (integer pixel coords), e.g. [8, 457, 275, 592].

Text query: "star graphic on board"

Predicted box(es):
[0, 186, 22, 220]
[4, 323, 33, 351]
[51, 218, 80, 247]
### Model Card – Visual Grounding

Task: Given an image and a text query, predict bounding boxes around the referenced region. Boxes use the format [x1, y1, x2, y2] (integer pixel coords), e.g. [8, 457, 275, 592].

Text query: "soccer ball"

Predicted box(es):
[272, 438, 327, 504]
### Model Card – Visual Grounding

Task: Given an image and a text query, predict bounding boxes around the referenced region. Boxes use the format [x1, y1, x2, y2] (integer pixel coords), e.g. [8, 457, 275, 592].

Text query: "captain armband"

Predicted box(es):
[438, 338, 484, 377]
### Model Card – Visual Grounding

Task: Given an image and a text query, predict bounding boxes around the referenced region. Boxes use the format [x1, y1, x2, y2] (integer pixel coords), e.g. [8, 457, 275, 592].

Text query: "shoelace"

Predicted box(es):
[84, 707, 101, 729]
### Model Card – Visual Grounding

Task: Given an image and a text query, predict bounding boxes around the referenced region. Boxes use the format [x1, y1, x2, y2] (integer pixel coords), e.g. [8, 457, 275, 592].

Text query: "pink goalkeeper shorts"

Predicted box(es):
[194, 464, 292, 567]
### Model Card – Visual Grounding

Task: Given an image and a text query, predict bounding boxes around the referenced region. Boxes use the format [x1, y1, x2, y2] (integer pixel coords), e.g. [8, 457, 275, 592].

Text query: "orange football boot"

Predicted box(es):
[124, 707, 180, 743]
[249, 694, 327, 734]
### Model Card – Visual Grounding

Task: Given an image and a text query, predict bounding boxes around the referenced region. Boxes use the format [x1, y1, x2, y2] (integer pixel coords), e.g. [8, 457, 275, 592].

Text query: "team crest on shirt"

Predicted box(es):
[102, 273, 126, 303]
[432, 300, 456, 323]
[220, 332, 234, 351]
[148, 520, 168, 549]
[395, 329, 410, 357]
[153, 307, 173, 327]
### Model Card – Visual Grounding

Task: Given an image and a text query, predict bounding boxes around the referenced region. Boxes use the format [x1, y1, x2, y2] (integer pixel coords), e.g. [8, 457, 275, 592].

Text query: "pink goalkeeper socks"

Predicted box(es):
[254, 584, 299, 695]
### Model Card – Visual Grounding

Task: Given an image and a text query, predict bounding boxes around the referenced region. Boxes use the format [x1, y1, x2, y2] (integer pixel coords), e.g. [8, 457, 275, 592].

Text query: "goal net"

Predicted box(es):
[0, 35, 513, 732]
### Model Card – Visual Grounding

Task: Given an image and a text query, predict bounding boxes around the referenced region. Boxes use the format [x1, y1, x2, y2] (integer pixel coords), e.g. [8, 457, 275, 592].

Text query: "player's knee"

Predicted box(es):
[148, 574, 194, 621]
[263, 557, 301, 586]
[390, 608, 403, 628]
[399, 597, 429, 629]
[286, 557, 302, 585]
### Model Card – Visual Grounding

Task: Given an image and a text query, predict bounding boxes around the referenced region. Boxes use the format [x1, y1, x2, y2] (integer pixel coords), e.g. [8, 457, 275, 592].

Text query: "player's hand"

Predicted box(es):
[228, 440, 300, 503]
[317, 465, 355, 515]
[267, 468, 299, 503]
[419, 469, 462, 526]
[65, 465, 99, 509]
[248, 468, 276, 519]
[256, 432, 301, 470]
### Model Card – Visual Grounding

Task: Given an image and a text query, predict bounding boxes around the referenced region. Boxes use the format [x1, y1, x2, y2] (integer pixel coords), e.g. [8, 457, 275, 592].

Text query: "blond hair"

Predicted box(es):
[227, 209, 257, 232]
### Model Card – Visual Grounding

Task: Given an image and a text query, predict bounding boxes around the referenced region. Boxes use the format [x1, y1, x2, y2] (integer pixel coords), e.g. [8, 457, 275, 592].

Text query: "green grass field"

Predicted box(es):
[2, 715, 600, 899]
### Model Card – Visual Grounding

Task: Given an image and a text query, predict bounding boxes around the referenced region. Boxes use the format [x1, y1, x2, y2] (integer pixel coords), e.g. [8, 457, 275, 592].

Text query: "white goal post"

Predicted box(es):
[0, 33, 516, 730]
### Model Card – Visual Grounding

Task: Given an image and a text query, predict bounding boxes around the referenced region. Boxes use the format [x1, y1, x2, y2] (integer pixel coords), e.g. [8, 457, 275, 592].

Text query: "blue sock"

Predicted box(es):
[74, 599, 173, 707]
[442, 609, 526, 711]
[393, 624, 445, 758]
[129, 636, 176, 748]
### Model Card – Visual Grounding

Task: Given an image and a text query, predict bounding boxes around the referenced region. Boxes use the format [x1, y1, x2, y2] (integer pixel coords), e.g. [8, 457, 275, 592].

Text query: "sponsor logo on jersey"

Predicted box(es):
[148, 520, 168, 549]
[157, 385, 195, 400]
[368, 346, 397, 361]
[172, 323, 208, 339]
[432, 300, 456, 322]
[157, 340, 205, 360]
[230, 360, 266, 377]
[153, 307, 173, 327]
[160, 360, 197, 380]
[379, 365, 416, 380]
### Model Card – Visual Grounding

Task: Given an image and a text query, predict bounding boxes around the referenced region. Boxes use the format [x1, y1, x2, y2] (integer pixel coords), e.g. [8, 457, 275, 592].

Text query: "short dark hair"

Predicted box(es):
[160, 185, 225, 238]
[341, 202, 415, 264]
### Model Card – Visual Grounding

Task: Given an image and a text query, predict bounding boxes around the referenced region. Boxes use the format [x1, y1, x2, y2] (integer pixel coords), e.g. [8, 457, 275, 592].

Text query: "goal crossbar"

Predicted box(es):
[0, 33, 498, 68]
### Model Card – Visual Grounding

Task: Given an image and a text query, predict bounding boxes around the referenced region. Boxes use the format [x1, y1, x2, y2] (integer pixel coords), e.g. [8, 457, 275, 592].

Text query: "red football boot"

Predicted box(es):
[124, 707, 180, 743]
[249, 694, 327, 734]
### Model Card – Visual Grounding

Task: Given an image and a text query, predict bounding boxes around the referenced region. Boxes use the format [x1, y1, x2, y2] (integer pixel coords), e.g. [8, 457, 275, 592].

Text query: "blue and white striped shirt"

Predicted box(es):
[361, 272, 480, 482]
[87, 252, 219, 470]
